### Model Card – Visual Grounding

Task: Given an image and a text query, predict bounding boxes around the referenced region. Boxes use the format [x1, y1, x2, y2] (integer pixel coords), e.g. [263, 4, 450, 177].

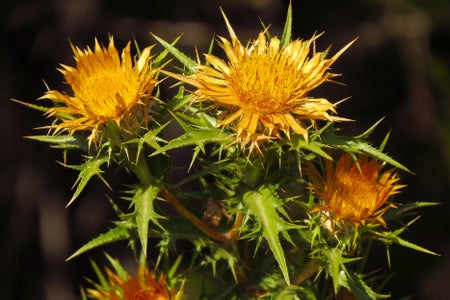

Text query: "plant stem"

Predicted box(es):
[128, 156, 153, 185]
[226, 213, 243, 241]
[159, 189, 229, 244]
[292, 260, 320, 285]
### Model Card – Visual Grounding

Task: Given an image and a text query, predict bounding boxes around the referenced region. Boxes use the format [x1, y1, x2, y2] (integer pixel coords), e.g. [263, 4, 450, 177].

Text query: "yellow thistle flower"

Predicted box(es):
[307, 153, 404, 226]
[86, 261, 179, 300]
[170, 11, 354, 150]
[40, 36, 158, 146]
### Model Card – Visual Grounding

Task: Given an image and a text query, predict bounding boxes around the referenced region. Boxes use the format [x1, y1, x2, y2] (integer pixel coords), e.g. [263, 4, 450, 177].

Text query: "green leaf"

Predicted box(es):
[152, 34, 196, 73]
[26, 135, 81, 149]
[192, 239, 238, 280]
[393, 236, 438, 255]
[322, 247, 360, 294]
[127, 122, 169, 162]
[66, 224, 132, 261]
[132, 182, 165, 255]
[280, 1, 293, 47]
[378, 231, 438, 256]
[320, 120, 412, 172]
[291, 137, 332, 160]
[378, 129, 391, 152]
[347, 140, 410, 172]
[343, 269, 390, 299]
[176, 110, 217, 129]
[152, 35, 182, 67]
[243, 185, 297, 284]
[166, 85, 193, 112]
[322, 133, 410, 173]
[12, 98, 51, 113]
[354, 118, 385, 139]
[178, 159, 236, 186]
[64, 156, 110, 206]
[383, 201, 439, 220]
[328, 249, 342, 293]
[150, 113, 232, 157]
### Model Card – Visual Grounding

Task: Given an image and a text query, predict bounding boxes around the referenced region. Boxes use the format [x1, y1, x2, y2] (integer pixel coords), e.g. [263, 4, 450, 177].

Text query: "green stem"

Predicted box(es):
[127, 153, 153, 185]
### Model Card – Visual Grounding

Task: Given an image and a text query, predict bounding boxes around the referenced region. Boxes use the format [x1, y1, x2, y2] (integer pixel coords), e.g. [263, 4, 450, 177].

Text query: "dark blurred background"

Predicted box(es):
[1, 0, 449, 299]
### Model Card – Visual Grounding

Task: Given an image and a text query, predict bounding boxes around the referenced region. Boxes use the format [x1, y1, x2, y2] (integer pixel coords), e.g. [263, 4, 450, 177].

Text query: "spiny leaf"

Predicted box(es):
[26, 135, 77, 146]
[322, 247, 360, 293]
[346, 140, 410, 172]
[322, 133, 410, 173]
[176, 110, 217, 129]
[127, 122, 169, 161]
[26, 134, 88, 158]
[152, 34, 196, 73]
[280, 1, 293, 47]
[383, 201, 439, 220]
[191, 240, 237, 280]
[165, 86, 193, 112]
[343, 269, 390, 299]
[377, 231, 438, 256]
[179, 159, 236, 186]
[355, 118, 385, 140]
[12, 98, 51, 113]
[64, 156, 110, 206]
[150, 113, 232, 157]
[132, 182, 165, 255]
[320, 119, 412, 172]
[152, 35, 182, 67]
[378, 129, 391, 152]
[393, 236, 438, 255]
[66, 224, 132, 261]
[328, 248, 343, 293]
[291, 137, 332, 160]
[243, 185, 297, 285]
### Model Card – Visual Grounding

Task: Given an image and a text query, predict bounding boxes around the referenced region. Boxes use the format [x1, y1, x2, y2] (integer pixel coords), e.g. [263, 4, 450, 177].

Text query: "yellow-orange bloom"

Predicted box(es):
[172, 11, 354, 150]
[86, 261, 178, 300]
[307, 153, 404, 226]
[40, 36, 158, 145]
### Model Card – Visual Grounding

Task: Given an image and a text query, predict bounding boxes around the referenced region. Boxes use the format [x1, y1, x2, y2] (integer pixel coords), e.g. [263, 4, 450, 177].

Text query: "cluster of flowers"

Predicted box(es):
[19, 5, 434, 299]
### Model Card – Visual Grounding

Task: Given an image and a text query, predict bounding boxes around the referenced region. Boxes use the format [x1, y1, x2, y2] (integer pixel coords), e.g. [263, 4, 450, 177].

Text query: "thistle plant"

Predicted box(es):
[16, 4, 437, 299]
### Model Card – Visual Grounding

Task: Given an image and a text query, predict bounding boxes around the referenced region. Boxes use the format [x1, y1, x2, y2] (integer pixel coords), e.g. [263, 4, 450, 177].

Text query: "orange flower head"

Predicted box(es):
[172, 11, 354, 151]
[40, 36, 158, 146]
[86, 261, 177, 300]
[307, 153, 404, 226]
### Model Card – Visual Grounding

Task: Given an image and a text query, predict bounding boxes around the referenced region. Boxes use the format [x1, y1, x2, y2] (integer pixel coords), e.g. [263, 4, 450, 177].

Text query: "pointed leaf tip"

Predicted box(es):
[152, 34, 196, 73]
[65, 156, 110, 207]
[243, 186, 295, 285]
[66, 224, 131, 261]
[280, 1, 293, 47]
[133, 182, 164, 255]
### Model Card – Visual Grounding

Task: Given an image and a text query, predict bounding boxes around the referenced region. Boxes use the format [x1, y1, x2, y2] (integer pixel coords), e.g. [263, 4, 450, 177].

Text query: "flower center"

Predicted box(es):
[227, 52, 300, 114]
[72, 61, 140, 120]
